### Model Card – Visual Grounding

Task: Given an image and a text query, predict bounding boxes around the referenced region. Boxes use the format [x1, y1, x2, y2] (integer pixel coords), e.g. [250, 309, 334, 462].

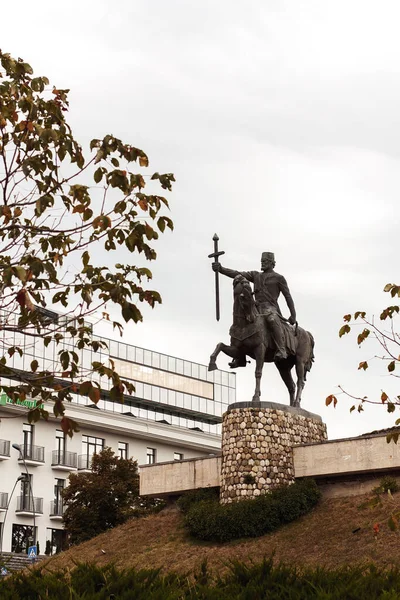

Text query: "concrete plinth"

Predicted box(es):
[220, 401, 327, 504]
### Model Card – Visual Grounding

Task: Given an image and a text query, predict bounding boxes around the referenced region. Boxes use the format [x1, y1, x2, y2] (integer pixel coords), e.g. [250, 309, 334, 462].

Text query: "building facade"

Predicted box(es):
[0, 322, 235, 555]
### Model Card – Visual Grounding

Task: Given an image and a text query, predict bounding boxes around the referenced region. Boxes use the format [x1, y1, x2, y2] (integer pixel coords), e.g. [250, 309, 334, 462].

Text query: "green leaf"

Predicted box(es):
[339, 324, 351, 338]
[354, 311, 366, 320]
[157, 217, 165, 232]
[121, 303, 143, 323]
[82, 251, 90, 267]
[94, 167, 103, 183]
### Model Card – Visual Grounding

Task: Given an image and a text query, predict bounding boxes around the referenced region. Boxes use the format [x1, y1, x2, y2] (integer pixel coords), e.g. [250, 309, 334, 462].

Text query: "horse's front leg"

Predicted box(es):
[252, 346, 265, 403]
[293, 361, 305, 407]
[208, 343, 240, 371]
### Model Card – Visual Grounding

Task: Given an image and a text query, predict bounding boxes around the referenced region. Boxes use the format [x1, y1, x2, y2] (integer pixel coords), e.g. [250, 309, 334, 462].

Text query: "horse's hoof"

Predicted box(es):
[208, 362, 217, 372]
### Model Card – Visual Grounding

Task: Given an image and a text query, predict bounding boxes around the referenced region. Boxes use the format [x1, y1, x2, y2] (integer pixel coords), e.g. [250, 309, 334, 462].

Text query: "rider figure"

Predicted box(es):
[212, 252, 297, 363]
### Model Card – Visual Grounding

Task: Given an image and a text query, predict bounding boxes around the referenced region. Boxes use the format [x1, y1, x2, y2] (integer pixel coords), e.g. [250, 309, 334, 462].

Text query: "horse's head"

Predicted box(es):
[233, 275, 257, 322]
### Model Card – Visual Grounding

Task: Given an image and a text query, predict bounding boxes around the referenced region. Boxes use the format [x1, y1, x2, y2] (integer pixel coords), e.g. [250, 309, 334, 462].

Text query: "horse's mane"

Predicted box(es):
[233, 276, 258, 323]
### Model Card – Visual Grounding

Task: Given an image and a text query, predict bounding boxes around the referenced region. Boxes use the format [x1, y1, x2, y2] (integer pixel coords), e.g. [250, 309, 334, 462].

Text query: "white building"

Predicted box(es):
[0, 319, 235, 555]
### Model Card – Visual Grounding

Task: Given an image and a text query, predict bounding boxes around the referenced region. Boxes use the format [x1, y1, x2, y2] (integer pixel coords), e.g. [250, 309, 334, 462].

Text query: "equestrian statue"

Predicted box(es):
[208, 238, 314, 407]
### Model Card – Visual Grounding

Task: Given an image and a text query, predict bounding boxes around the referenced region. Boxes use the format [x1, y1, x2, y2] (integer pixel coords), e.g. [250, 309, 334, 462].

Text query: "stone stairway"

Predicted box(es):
[1, 552, 45, 572]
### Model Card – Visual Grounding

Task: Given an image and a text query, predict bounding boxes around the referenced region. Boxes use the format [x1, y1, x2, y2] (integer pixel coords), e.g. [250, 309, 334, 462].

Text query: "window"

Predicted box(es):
[20, 473, 32, 511]
[52, 479, 65, 515]
[146, 447, 156, 465]
[174, 452, 184, 461]
[55, 430, 66, 456]
[12, 524, 35, 553]
[23, 423, 33, 456]
[118, 442, 128, 460]
[82, 435, 104, 459]
[20, 473, 31, 497]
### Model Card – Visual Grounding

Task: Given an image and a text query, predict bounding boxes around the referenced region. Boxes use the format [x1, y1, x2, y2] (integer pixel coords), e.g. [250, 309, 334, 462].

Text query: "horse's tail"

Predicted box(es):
[304, 331, 315, 380]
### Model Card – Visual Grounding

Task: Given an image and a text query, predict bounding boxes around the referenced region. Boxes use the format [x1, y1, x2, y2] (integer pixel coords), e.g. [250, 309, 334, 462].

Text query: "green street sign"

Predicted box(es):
[0, 392, 41, 410]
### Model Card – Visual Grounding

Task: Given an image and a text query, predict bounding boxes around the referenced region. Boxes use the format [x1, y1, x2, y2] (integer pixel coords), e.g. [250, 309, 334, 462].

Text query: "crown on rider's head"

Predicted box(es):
[261, 252, 275, 261]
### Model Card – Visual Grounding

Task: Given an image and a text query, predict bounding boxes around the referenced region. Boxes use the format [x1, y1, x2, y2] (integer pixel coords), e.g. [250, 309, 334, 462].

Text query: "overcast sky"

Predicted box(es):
[3, 0, 400, 439]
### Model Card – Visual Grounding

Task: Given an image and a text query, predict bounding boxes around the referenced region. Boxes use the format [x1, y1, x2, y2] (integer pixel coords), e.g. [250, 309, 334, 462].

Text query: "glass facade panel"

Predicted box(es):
[0, 308, 235, 435]
[113, 359, 214, 400]
[152, 352, 160, 369]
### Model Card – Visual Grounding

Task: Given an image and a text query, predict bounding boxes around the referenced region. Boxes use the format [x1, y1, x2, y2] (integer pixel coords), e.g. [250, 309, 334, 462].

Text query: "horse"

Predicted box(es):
[208, 275, 314, 407]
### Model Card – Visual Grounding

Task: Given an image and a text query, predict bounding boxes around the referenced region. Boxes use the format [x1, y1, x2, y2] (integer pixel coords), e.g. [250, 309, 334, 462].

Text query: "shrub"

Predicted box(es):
[183, 479, 321, 543]
[373, 476, 399, 495]
[176, 487, 220, 514]
[3, 559, 400, 598]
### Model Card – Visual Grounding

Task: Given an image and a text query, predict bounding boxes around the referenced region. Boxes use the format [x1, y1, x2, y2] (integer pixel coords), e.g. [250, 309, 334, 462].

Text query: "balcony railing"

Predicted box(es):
[78, 454, 92, 470]
[0, 492, 8, 509]
[16, 495, 43, 514]
[18, 445, 45, 463]
[50, 500, 64, 517]
[51, 450, 77, 469]
[0, 439, 10, 457]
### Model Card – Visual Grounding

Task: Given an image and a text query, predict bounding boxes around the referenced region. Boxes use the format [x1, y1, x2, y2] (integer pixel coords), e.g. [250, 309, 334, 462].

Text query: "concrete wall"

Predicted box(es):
[140, 431, 400, 499]
[140, 456, 221, 497]
[293, 434, 400, 478]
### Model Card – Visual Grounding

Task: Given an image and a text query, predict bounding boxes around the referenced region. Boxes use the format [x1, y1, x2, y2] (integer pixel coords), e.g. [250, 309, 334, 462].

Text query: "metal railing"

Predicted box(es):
[50, 500, 64, 517]
[0, 439, 10, 457]
[78, 454, 92, 470]
[16, 495, 43, 514]
[51, 450, 77, 468]
[0, 492, 8, 509]
[18, 445, 45, 462]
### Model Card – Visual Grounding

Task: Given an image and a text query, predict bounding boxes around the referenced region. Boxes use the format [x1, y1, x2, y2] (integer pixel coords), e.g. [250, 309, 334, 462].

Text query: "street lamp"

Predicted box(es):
[0, 475, 27, 559]
[12, 444, 36, 558]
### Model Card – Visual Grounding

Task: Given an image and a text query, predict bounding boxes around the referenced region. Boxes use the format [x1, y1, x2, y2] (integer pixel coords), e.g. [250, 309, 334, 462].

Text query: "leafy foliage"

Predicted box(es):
[372, 476, 399, 497]
[3, 558, 400, 598]
[176, 487, 220, 514]
[62, 447, 145, 544]
[0, 51, 174, 433]
[183, 479, 321, 543]
[327, 283, 400, 440]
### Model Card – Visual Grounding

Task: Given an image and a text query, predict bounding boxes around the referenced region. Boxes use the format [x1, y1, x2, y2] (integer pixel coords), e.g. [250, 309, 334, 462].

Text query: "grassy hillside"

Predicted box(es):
[41, 491, 400, 576]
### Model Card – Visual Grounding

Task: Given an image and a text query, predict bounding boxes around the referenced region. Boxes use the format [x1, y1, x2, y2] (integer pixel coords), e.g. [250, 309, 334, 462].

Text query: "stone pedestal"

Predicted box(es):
[220, 401, 327, 504]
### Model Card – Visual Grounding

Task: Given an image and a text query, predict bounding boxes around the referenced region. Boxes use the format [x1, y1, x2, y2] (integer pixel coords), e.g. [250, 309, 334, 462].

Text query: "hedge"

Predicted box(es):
[2, 559, 400, 598]
[182, 479, 321, 542]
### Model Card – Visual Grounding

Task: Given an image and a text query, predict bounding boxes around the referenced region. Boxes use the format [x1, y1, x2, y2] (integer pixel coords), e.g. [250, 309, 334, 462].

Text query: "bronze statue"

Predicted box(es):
[208, 246, 314, 406]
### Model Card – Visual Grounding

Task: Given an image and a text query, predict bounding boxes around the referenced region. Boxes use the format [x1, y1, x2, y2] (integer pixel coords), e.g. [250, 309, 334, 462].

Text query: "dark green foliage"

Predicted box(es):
[177, 487, 220, 513]
[63, 447, 140, 544]
[373, 476, 399, 495]
[3, 559, 400, 598]
[184, 479, 321, 542]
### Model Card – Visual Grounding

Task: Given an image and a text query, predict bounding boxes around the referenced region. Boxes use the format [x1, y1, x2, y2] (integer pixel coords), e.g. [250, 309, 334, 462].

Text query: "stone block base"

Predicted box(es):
[220, 401, 327, 504]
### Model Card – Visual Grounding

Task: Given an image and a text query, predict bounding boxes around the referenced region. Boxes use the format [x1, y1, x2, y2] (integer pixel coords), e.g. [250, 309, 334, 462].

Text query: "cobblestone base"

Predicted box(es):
[220, 403, 327, 503]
